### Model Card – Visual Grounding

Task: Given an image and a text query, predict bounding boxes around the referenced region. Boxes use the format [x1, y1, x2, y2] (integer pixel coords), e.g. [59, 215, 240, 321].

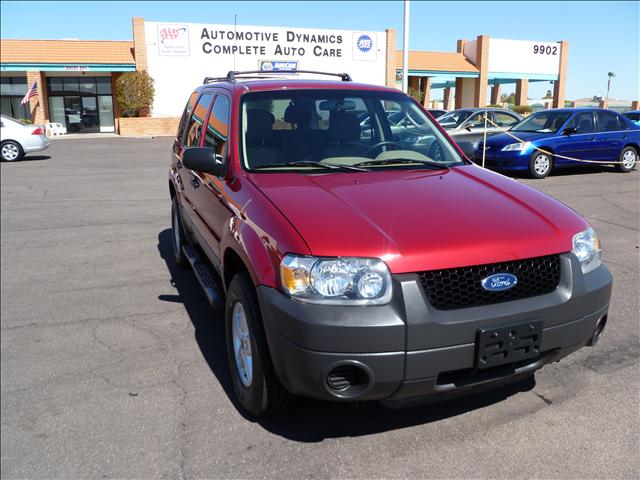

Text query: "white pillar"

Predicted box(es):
[402, 0, 410, 93]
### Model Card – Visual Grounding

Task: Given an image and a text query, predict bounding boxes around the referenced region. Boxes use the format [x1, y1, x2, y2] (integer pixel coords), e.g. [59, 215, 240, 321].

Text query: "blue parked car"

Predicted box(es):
[474, 108, 640, 178]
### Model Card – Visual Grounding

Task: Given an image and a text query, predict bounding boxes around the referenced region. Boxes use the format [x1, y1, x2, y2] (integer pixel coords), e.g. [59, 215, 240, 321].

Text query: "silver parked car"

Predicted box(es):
[437, 108, 522, 157]
[0, 115, 50, 161]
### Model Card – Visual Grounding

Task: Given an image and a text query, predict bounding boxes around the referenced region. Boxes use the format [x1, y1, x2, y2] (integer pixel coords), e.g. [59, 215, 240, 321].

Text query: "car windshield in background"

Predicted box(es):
[241, 90, 465, 171]
[436, 110, 472, 128]
[511, 111, 573, 133]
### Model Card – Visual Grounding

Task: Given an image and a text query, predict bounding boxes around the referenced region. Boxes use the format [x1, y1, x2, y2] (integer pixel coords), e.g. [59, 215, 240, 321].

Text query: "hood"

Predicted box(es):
[485, 131, 555, 147]
[247, 165, 587, 273]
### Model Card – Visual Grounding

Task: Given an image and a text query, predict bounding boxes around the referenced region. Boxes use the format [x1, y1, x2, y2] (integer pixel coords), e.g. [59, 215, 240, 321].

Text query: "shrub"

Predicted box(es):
[512, 105, 533, 115]
[408, 86, 424, 104]
[115, 71, 155, 117]
[486, 104, 502, 108]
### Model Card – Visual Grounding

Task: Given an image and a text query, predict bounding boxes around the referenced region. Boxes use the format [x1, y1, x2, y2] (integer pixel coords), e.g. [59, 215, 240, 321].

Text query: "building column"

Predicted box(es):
[132, 17, 148, 72]
[421, 77, 431, 107]
[454, 77, 464, 109]
[443, 87, 453, 110]
[552, 40, 569, 108]
[26, 71, 49, 124]
[490, 84, 501, 105]
[385, 28, 397, 88]
[515, 79, 529, 106]
[598, 100, 608, 109]
[474, 35, 489, 107]
[631, 100, 640, 110]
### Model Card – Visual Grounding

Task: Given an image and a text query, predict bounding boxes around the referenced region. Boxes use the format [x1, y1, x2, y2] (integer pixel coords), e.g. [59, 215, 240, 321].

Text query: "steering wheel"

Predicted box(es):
[365, 140, 402, 157]
[429, 142, 445, 161]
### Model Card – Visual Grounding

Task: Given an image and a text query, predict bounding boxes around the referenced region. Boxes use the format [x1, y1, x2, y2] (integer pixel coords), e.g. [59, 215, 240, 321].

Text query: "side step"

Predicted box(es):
[182, 245, 226, 309]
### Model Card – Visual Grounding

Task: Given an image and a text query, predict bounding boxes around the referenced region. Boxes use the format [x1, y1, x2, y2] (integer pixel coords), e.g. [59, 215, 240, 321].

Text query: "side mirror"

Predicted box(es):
[464, 125, 473, 132]
[562, 127, 577, 136]
[182, 147, 226, 176]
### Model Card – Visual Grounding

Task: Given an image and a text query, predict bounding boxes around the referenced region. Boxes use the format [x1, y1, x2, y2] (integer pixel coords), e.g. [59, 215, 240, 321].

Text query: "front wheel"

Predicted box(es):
[529, 151, 552, 179]
[617, 146, 637, 172]
[225, 273, 294, 417]
[1, 141, 24, 162]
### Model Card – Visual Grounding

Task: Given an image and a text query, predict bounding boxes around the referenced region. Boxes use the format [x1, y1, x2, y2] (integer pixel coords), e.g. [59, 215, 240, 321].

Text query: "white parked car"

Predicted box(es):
[0, 115, 50, 161]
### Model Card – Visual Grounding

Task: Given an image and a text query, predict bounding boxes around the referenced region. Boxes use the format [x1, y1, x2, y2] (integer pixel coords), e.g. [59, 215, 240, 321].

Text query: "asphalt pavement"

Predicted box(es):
[1, 137, 638, 479]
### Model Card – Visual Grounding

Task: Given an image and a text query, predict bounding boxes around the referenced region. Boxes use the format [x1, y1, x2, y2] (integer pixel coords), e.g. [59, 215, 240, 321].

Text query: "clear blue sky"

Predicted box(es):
[2, 1, 638, 101]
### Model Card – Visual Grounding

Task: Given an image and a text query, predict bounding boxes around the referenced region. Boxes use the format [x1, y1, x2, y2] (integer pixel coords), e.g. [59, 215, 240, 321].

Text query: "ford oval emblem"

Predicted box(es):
[481, 273, 518, 292]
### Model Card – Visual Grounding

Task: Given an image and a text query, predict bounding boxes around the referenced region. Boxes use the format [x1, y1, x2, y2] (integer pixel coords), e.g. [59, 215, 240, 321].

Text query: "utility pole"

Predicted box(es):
[402, 0, 410, 93]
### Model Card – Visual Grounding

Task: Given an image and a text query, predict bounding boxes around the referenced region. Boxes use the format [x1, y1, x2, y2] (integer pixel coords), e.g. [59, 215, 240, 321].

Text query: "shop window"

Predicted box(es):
[47, 77, 64, 95]
[79, 78, 97, 94]
[96, 77, 112, 95]
[63, 77, 79, 93]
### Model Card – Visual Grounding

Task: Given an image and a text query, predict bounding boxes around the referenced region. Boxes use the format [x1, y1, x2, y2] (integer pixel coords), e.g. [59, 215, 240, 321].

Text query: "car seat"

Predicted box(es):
[322, 111, 368, 158]
[245, 109, 282, 167]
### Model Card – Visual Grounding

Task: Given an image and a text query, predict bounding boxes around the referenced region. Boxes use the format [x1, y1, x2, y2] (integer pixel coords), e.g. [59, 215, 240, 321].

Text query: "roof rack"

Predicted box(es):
[203, 70, 352, 84]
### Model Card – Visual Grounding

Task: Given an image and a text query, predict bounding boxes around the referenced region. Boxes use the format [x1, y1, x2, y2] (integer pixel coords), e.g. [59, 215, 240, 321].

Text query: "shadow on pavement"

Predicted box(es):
[157, 228, 536, 442]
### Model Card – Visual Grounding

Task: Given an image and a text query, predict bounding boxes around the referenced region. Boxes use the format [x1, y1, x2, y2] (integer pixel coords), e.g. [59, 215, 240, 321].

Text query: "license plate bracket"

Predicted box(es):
[475, 321, 543, 369]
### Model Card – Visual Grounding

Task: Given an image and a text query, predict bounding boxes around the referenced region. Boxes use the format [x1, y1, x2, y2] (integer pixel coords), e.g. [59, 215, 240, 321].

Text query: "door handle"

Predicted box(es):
[190, 176, 200, 188]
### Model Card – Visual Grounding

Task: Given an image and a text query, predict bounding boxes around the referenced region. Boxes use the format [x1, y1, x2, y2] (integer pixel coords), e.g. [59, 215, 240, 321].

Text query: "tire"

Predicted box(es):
[171, 197, 188, 268]
[225, 272, 294, 417]
[0, 141, 24, 162]
[617, 146, 637, 173]
[529, 151, 552, 179]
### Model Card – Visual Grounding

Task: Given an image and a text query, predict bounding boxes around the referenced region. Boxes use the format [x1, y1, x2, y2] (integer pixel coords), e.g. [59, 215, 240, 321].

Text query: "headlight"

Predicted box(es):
[502, 141, 531, 152]
[280, 254, 392, 305]
[572, 227, 602, 274]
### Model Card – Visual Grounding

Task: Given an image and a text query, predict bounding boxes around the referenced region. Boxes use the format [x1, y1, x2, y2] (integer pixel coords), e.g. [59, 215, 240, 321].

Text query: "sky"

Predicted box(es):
[2, 0, 638, 101]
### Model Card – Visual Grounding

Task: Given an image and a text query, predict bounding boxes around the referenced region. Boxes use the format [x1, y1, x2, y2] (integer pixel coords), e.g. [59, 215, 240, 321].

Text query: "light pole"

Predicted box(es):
[606, 72, 615, 104]
[402, 0, 410, 93]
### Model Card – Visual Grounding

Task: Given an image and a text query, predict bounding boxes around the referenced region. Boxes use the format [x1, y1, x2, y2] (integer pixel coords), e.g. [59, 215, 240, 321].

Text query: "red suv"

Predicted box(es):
[169, 71, 612, 416]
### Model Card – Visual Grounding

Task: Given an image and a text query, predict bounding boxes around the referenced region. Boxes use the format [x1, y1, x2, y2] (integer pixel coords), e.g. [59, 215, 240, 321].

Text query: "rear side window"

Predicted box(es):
[203, 95, 230, 158]
[177, 92, 198, 142]
[568, 112, 595, 134]
[596, 111, 626, 132]
[625, 112, 639, 121]
[184, 94, 213, 147]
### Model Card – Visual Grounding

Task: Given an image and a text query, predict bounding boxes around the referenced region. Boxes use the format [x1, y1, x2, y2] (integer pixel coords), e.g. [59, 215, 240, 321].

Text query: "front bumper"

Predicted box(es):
[257, 254, 612, 403]
[473, 149, 529, 170]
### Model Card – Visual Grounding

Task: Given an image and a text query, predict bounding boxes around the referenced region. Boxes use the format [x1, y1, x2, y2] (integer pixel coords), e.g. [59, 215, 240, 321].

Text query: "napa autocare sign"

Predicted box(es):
[145, 21, 386, 116]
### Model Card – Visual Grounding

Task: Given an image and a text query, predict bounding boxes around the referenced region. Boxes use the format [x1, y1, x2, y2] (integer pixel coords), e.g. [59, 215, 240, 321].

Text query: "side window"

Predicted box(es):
[494, 112, 519, 128]
[568, 112, 595, 134]
[596, 111, 625, 132]
[185, 94, 213, 147]
[203, 94, 230, 158]
[464, 112, 486, 128]
[177, 92, 198, 143]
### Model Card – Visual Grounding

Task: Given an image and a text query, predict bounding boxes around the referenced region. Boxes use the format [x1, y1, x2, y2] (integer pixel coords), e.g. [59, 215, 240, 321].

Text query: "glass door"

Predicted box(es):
[81, 97, 100, 133]
[64, 96, 83, 133]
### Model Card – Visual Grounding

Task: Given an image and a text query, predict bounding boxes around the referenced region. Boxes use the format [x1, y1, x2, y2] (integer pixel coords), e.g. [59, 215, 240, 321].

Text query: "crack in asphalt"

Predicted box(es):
[533, 391, 553, 405]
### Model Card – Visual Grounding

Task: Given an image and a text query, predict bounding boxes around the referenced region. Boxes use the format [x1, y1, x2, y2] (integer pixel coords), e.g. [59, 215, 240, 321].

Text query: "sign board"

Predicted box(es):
[144, 21, 386, 116]
[488, 38, 561, 77]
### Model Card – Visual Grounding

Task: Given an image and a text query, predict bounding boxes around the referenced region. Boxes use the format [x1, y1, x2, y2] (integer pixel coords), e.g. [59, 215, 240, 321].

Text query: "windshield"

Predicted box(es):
[241, 90, 465, 172]
[511, 111, 573, 133]
[436, 110, 472, 129]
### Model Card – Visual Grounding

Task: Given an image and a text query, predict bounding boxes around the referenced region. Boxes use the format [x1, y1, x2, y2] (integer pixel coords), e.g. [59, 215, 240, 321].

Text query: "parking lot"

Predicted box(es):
[1, 137, 638, 479]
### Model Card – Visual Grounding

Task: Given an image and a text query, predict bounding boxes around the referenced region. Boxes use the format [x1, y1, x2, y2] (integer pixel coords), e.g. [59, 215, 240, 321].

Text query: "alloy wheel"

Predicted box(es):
[232, 302, 253, 387]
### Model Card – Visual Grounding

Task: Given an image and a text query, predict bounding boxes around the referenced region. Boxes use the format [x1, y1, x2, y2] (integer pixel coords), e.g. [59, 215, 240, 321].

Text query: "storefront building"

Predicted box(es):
[0, 38, 135, 132]
[4, 17, 614, 136]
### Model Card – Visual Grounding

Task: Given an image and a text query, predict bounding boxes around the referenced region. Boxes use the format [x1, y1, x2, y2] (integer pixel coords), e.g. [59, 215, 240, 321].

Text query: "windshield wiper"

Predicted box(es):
[353, 158, 450, 170]
[252, 160, 368, 172]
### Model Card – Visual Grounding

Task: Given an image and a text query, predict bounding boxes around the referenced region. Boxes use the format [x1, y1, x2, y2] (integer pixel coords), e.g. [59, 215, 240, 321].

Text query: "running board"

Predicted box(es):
[182, 245, 226, 309]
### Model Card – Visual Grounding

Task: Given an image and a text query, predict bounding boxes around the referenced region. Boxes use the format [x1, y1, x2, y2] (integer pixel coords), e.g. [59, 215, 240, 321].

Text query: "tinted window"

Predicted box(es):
[464, 112, 486, 128]
[437, 110, 471, 128]
[177, 92, 199, 142]
[596, 111, 625, 132]
[624, 112, 639, 121]
[96, 77, 112, 95]
[203, 95, 230, 158]
[512, 110, 572, 133]
[568, 112, 595, 134]
[493, 111, 519, 127]
[184, 93, 212, 147]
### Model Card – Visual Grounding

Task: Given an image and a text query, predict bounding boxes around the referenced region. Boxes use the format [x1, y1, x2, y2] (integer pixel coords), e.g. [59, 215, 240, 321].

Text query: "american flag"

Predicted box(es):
[20, 81, 38, 105]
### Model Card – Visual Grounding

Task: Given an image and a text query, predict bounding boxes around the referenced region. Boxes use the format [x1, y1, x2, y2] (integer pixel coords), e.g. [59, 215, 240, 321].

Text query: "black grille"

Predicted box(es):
[419, 255, 561, 310]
